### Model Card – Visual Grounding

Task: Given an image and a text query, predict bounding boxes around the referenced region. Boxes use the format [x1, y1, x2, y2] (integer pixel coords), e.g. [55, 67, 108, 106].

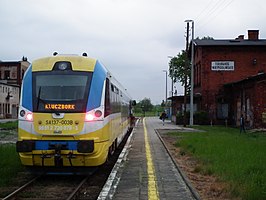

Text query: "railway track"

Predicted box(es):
[1, 129, 132, 200]
[2, 175, 41, 200]
[2, 175, 90, 200]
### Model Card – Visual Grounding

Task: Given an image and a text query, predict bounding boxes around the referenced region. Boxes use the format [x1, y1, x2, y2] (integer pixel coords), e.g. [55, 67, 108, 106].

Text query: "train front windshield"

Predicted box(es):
[32, 71, 92, 113]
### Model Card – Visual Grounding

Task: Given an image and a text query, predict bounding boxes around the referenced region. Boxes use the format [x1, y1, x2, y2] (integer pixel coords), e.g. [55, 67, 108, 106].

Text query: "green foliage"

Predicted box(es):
[0, 121, 18, 130]
[0, 144, 23, 186]
[170, 126, 266, 200]
[133, 98, 163, 117]
[133, 98, 153, 114]
[194, 111, 209, 124]
[176, 111, 190, 125]
[168, 50, 190, 88]
[176, 111, 209, 125]
[137, 98, 153, 112]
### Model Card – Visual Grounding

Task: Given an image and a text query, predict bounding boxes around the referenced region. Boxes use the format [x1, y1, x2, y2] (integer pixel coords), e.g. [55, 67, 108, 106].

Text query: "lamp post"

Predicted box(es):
[185, 19, 194, 126]
[168, 56, 174, 97]
[163, 70, 168, 107]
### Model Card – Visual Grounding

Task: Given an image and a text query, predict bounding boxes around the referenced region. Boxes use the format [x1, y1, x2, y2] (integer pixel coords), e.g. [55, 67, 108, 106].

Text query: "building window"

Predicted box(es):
[4, 70, 10, 79]
[217, 103, 228, 119]
[7, 103, 10, 114]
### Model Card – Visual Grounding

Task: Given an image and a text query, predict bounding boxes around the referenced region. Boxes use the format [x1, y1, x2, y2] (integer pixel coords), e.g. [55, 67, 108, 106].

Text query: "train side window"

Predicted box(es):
[111, 84, 114, 92]
[105, 78, 111, 116]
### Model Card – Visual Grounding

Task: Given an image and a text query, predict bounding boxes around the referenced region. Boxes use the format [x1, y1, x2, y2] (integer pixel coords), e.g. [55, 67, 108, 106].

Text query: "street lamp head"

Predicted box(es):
[184, 19, 194, 23]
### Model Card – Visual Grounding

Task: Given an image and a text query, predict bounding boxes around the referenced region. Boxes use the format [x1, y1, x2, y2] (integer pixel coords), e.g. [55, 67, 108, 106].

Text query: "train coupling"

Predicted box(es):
[53, 144, 64, 167]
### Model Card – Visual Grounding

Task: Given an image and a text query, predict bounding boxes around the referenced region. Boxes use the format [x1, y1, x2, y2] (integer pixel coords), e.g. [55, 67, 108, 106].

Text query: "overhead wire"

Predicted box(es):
[193, 0, 235, 34]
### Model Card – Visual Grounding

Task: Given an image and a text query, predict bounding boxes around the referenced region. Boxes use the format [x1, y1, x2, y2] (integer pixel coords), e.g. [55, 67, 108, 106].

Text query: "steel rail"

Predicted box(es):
[2, 175, 41, 200]
[66, 176, 89, 200]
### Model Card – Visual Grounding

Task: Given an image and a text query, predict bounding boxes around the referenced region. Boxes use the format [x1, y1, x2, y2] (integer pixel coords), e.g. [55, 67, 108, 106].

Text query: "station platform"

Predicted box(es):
[98, 117, 199, 200]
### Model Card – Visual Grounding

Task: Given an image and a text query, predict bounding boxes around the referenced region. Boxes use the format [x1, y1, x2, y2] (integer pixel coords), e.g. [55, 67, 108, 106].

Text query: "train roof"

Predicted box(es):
[31, 54, 97, 72]
[31, 53, 132, 100]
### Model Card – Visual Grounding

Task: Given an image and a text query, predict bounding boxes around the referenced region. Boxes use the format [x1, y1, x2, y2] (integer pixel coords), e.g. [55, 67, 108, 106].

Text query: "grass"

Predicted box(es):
[169, 126, 266, 200]
[0, 121, 22, 186]
[134, 111, 159, 117]
[0, 121, 18, 130]
[0, 144, 24, 186]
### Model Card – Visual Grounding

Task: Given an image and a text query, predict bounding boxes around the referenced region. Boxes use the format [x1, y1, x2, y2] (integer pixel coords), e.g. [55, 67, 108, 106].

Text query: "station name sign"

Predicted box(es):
[211, 61, 234, 71]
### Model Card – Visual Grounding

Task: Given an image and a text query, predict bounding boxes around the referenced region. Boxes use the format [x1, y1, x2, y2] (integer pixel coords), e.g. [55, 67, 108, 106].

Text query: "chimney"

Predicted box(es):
[236, 35, 244, 40]
[248, 30, 259, 40]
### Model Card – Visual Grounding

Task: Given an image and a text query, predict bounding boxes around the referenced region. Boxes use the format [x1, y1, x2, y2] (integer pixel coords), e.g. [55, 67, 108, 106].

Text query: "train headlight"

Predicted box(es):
[26, 113, 33, 121]
[58, 63, 68, 70]
[94, 110, 102, 117]
[85, 113, 94, 121]
[19, 109, 33, 121]
[53, 61, 72, 71]
[85, 108, 104, 122]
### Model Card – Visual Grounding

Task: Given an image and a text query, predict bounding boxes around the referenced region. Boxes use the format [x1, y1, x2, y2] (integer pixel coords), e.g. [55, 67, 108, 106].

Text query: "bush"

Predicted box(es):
[176, 111, 189, 125]
[194, 111, 209, 125]
[176, 111, 209, 125]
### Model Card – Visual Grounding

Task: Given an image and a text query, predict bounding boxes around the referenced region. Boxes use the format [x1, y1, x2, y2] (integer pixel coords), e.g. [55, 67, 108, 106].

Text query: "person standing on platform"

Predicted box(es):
[160, 111, 167, 126]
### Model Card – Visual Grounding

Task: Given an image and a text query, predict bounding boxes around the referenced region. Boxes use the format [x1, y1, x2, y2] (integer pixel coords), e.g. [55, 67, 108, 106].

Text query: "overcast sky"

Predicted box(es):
[0, 0, 265, 104]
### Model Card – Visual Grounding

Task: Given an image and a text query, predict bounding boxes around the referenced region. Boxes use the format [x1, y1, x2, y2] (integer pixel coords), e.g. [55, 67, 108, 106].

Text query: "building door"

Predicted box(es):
[12, 104, 17, 118]
[236, 100, 241, 126]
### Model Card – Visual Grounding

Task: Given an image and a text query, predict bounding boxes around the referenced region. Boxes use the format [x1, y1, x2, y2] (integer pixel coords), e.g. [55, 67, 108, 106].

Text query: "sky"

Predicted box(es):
[0, 0, 265, 104]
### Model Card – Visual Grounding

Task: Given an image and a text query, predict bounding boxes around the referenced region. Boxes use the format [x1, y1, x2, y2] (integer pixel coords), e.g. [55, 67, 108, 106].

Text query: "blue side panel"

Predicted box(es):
[86, 61, 107, 111]
[22, 65, 33, 111]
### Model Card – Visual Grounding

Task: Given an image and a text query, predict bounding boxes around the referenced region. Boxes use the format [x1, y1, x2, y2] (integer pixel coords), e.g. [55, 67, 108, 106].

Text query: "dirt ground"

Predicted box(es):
[158, 131, 236, 200]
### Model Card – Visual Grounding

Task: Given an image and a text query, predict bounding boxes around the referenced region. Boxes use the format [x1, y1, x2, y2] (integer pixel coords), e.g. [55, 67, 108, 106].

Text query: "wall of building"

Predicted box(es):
[254, 80, 266, 128]
[224, 75, 266, 128]
[0, 59, 30, 119]
[194, 45, 266, 126]
[0, 83, 20, 119]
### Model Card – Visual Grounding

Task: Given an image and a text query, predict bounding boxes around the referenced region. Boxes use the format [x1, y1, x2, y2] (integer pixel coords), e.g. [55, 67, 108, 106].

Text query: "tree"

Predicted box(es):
[133, 98, 154, 116]
[169, 50, 190, 127]
[168, 50, 190, 92]
[139, 98, 153, 113]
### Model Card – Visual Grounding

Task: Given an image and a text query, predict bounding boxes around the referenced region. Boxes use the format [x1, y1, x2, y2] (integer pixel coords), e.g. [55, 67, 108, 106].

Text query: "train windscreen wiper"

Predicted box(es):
[36, 86, 42, 111]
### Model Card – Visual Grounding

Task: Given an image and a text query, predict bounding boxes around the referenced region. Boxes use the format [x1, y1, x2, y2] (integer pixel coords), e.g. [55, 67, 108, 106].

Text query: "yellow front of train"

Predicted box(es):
[17, 54, 117, 169]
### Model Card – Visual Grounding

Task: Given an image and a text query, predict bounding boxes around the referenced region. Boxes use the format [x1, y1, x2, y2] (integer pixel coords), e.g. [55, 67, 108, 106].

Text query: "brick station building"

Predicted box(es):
[172, 30, 266, 128]
[0, 57, 30, 118]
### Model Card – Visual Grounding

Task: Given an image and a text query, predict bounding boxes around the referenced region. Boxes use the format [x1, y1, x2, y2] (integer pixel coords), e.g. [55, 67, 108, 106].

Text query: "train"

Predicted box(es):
[16, 53, 135, 172]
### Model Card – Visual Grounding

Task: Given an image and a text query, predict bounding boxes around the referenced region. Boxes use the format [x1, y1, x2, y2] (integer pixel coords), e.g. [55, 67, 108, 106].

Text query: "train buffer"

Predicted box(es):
[98, 117, 200, 200]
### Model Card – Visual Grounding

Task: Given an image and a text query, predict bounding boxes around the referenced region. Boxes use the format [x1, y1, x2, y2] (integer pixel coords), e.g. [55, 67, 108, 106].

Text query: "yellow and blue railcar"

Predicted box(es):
[17, 53, 134, 170]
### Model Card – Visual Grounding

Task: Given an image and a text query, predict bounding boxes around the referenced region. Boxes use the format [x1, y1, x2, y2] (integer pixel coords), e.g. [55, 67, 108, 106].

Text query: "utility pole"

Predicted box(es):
[190, 20, 194, 126]
[185, 19, 194, 126]
[183, 22, 190, 127]
[163, 70, 168, 108]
